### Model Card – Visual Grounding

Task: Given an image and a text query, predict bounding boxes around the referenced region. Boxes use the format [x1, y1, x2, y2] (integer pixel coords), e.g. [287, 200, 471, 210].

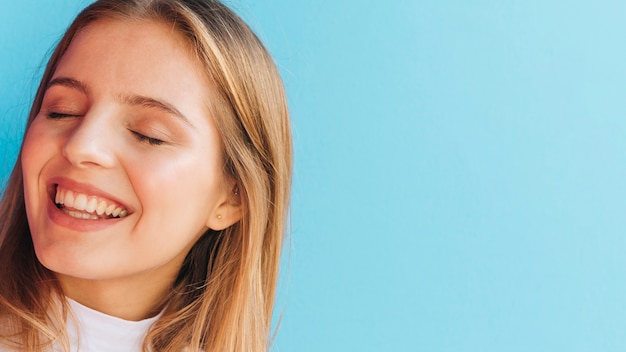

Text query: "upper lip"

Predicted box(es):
[47, 176, 133, 215]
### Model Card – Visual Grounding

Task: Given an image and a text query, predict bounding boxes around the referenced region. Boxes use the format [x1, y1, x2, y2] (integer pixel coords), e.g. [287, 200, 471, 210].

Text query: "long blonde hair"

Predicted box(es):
[0, 0, 292, 351]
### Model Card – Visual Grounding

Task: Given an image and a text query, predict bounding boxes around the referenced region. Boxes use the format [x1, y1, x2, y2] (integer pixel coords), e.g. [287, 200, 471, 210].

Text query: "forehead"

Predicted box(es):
[54, 19, 209, 97]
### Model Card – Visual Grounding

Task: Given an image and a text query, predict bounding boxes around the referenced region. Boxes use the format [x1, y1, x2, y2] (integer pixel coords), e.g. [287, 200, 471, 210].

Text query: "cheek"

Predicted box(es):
[21, 120, 56, 174]
[21, 123, 48, 196]
[124, 151, 224, 231]
[21, 126, 40, 173]
[21, 125, 48, 245]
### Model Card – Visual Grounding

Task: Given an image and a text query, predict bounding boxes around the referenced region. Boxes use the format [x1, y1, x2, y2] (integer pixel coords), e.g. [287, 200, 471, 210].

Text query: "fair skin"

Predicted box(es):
[21, 19, 241, 321]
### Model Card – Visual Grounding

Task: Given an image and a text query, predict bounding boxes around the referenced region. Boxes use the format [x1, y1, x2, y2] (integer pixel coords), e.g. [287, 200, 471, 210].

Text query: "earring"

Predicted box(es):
[217, 214, 223, 220]
[233, 184, 239, 196]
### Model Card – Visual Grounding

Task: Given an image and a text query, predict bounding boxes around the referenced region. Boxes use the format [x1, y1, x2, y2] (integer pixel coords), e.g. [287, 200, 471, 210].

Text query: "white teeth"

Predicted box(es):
[66, 191, 75, 208]
[75, 194, 87, 210]
[112, 207, 122, 217]
[55, 188, 63, 204]
[66, 210, 97, 220]
[96, 201, 107, 215]
[86, 198, 98, 213]
[55, 186, 128, 219]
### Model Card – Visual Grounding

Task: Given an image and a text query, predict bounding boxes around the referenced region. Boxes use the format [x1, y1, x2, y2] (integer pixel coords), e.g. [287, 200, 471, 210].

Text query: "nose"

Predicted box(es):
[62, 114, 116, 169]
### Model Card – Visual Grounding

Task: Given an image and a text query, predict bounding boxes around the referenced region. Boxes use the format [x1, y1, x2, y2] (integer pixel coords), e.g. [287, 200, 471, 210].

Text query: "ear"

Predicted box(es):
[206, 181, 244, 231]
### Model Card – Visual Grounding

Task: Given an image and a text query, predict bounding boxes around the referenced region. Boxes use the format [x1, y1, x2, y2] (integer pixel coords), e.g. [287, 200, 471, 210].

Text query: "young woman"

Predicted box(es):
[0, 0, 292, 351]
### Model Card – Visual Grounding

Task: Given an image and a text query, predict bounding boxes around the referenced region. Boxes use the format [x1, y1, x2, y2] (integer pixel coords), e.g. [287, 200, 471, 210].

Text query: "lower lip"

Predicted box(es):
[47, 196, 125, 232]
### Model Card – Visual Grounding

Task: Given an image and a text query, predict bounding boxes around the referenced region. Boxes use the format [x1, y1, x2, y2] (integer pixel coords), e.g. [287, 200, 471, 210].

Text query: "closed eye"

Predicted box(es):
[47, 112, 77, 119]
[130, 130, 165, 146]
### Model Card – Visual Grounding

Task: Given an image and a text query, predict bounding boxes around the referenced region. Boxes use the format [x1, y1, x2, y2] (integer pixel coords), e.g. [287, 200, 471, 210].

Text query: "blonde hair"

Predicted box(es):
[0, 0, 292, 351]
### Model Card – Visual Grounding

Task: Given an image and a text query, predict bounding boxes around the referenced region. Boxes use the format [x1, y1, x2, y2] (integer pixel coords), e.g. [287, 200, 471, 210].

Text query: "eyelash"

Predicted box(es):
[130, 131, 165, 146]
[47, 112, 75, 119]
[47, 111, 165, 146]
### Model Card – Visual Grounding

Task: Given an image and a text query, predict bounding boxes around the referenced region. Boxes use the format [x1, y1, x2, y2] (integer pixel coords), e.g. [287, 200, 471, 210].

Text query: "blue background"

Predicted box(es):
[3, 1, 626, 351]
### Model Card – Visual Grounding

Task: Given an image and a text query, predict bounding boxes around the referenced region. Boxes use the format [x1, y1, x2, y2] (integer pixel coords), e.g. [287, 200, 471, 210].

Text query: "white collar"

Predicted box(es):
[65, 298, 161, 352]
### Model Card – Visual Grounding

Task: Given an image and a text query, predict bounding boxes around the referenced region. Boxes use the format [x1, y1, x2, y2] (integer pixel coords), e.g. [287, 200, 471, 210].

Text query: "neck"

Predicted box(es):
[56, 270, 175, 321]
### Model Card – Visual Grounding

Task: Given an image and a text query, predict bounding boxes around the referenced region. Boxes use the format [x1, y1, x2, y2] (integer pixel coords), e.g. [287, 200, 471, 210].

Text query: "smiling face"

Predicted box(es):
[21, 19, 240, 290]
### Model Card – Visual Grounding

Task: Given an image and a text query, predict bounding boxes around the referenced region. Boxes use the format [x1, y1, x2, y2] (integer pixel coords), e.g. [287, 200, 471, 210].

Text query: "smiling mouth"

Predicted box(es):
[54, 185, 129, 220]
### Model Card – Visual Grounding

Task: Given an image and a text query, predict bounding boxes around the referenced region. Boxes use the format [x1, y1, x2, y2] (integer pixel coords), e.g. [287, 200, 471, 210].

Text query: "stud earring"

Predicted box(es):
[217, 214, 223, 220]
[233, 184, 239, 196]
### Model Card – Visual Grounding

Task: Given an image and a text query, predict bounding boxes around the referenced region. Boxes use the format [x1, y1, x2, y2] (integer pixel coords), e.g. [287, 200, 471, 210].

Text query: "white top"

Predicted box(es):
[64, 298, 160, 352]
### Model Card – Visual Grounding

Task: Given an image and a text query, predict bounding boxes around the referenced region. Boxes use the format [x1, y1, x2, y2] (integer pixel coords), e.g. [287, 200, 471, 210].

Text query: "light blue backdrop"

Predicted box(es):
[3, 1, 626, 351]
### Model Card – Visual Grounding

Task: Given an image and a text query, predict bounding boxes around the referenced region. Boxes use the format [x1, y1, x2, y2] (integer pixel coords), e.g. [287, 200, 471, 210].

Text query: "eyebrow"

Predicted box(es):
[46, 76, 193, 128]
[118, 94, 194, 128]
[47, 77, 88, 95]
